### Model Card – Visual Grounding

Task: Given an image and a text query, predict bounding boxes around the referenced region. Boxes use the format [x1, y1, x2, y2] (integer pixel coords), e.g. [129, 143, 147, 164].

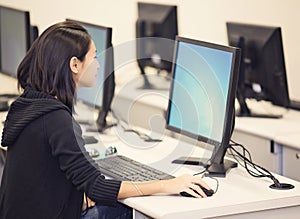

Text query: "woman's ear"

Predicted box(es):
[70, 56, 79, 74]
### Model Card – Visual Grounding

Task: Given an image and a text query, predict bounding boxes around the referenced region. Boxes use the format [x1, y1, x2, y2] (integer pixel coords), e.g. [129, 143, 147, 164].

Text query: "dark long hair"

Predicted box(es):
[17, 21, 92, 110]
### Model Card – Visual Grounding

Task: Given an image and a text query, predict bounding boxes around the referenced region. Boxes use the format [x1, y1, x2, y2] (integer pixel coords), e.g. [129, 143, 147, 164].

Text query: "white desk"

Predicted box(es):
[0, 73, 19, 94]
[88, 127, 300, 219]
[274, 132, 300, 182]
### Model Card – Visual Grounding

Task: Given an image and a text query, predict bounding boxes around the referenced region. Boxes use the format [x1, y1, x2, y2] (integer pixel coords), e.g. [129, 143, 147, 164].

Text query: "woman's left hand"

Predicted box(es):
[82, 193, 96, 211]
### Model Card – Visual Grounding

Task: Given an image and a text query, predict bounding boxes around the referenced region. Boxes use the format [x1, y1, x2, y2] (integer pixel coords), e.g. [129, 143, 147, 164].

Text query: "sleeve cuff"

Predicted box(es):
[89, 175, 121, 206]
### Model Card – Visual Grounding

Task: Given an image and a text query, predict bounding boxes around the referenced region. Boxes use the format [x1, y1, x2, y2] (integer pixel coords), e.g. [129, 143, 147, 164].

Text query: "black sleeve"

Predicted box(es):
[44, 109, 121, 206]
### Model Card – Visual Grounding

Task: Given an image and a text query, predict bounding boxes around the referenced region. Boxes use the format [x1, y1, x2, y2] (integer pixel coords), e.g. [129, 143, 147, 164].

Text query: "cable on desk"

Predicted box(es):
[202, 175, 219, 194]
[228, 139, 294, 190]
[193, 169, 219, 195]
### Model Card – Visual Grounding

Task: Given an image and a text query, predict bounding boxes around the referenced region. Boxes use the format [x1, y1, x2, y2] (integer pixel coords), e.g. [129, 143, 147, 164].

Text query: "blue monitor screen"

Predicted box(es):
[75, 22, 111, 108]
[167, 40, 233, 143]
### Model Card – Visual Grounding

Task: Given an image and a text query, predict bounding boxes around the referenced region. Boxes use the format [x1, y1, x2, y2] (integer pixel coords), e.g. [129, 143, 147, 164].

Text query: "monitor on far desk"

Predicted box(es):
[0, 5, 38, 111]
[66, 19, 115, 133]
[136, 2, 178, 90]
[226, 22, 290, 118]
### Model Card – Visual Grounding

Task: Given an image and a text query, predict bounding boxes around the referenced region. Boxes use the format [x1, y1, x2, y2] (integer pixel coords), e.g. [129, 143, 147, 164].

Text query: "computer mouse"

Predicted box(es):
[180, 184, 214, 197]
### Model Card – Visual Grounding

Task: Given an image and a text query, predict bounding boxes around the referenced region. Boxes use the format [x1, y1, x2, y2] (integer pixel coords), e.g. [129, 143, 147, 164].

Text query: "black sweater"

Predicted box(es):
[0, 87, 121, 219]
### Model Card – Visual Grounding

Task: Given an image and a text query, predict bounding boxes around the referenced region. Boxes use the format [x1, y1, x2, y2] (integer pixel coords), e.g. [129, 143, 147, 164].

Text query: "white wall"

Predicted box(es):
[1, 0, 300, 101]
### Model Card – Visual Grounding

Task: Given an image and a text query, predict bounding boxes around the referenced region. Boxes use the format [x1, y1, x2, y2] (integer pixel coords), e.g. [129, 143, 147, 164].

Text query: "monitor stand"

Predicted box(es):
[172, 156, 210, 168]
[0, 100, 9, 112]
[236, 110, 283, 119]
[205, 159, 238, 177]
[137, 74, 156, 90]
[86, 123, 116, 133]
[172, 156, 238, 177]
[136, 67, 170, 91]
[85, 110, 117, 133]
[289, 100, 300, 111]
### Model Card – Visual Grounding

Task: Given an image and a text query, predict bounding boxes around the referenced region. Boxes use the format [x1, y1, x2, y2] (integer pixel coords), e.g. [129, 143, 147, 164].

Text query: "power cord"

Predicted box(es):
[228, 139, 294, 190]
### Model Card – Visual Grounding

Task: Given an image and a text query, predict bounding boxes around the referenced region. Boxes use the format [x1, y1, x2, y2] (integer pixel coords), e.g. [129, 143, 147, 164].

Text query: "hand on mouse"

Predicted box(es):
[119, 174, 212, 199]
[163, 174, 211, 198]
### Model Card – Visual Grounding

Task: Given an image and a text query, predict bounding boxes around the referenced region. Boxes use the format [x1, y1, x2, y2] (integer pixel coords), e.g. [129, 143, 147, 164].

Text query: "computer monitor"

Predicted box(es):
[226, 22, 290, 118]
[66, 19, 115, 132]
[0, 5, 32, 78]
[166, 36, 241, 177]
[136, 2, 178, 89]
[30, 25, 39, 44]
[0, 6, 38, 112]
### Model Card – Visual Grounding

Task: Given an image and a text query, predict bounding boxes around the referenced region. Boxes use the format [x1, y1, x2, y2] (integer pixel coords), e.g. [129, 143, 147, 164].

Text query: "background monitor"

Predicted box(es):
[136, 2, 178, 89]
[0, 5, 38, 112]
[226, 22, 290, 118]
[166, 36, 241, 177]
[0, 5, 32, 78]
[67, 19, 115, 132]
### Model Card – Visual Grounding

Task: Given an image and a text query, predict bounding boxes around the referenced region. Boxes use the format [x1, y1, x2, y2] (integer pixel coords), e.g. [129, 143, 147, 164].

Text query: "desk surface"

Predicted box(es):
[91, 127, 300, 219]
[275, 132, 300, 149]
[123, 169, 299, 219]
[0, 74, 18, 94]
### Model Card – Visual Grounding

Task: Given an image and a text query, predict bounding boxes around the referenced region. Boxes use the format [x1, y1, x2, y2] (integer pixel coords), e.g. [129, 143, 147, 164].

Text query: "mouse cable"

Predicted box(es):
[193, 168, 220, 194]
[201, 174, 219, 194]
[228, 139, 281, 187]
[110, 109, 162, 143]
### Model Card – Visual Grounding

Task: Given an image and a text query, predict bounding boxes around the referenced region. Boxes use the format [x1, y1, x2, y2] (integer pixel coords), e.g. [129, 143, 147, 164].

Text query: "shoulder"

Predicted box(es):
[43, 108, 84, 151]
[44, 108, 72, 120]
[43, 109, 81, 134]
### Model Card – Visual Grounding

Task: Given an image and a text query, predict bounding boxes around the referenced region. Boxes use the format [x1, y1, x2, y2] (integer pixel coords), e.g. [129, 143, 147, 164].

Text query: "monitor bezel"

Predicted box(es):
[0, 5, 31, 78]
[166, 36, 240, 166]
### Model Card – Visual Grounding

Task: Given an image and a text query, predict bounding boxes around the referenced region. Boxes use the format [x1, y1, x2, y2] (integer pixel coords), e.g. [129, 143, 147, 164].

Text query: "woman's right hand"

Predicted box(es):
[163, 174, 211, 198]
[119, 174, 212, 199]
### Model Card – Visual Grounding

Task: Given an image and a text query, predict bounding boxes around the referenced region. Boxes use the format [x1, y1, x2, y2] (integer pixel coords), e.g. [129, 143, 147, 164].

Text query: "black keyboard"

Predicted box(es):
[96, 155, 174, 181]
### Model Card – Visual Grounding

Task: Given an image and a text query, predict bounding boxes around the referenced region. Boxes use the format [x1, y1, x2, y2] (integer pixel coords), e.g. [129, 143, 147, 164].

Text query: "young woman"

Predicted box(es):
[0, 21, 211, 219]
